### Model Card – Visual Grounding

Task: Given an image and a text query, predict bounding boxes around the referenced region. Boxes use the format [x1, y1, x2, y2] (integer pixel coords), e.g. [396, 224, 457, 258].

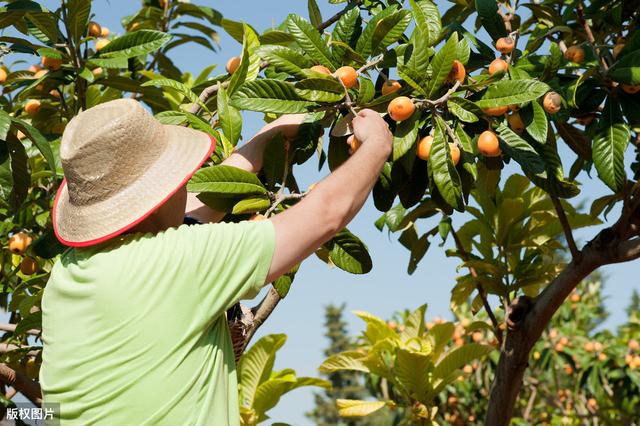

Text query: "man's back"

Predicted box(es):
[41, 221, 275, 425]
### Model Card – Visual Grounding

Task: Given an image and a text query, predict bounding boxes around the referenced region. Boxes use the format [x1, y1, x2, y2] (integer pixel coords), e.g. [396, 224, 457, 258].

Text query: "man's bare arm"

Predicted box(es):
[266, 109, 392, 282]
[185, 115, 306, 223]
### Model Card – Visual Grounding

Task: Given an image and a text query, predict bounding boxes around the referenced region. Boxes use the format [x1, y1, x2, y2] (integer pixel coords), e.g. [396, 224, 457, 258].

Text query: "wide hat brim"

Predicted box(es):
[53, 125, 216, 247]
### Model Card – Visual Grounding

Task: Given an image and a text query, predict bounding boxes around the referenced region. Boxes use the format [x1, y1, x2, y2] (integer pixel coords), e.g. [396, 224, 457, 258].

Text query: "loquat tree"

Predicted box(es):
[0, 0, 639, 424]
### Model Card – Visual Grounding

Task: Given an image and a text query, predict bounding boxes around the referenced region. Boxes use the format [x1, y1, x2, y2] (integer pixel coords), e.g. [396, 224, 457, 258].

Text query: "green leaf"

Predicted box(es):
[426, 32, 458, 98]
[27, 10, 59, 43]
[496, 124, 546, 176]
[395, 349, 431, 398]
[475, 80, 551, 109]
[522, 101, 548, 144]
[542, 42, 562, 81]
[409, 0, 441, 46]
[609, 50, 640, 85]
[429, 116, 463, 211]
[323, 229, 373, 274]
[393, 111, 421, 160]
[331, 7, 361, 63]
[307, 0, 323, 28]
[0, 110, 11, 141]
[295, 78, 345, 102]
[448, 97, 480, 123]
[253, 375, 329, 414]
[355, 6, 398, 58]
[98, 30, 172, 59]
[228, 24, 261, 94]
[141, 78, 206, 110]
[433, 343, 494, 378]
[187, 165, 267, 196]
[475, 0, 507, 41]
[4, 133, 29, 211]
[10, 118, 56, 171]
[232, 196, 271, 214]
[319, 351, 369, 373]
[337, 399, 386, 417]
[259, 30, 295, 45]
[287, 15, 335, 70]
[255, 45, 313, 79]
[238, 334, 287, 406]
[230, 79, 317, 114]
[371, 10, 412, 55]
[217, 85, 242, 146]
[66, 0, 91, 44]
[593, 98, 630, 192]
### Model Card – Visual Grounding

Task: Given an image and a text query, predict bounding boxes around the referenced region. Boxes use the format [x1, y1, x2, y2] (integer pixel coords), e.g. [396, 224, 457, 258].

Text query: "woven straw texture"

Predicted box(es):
[53, 99, 214, 246]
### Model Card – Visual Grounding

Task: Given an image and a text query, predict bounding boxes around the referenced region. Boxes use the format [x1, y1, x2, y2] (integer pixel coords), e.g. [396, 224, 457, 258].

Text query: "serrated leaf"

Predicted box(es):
[331, 7, 361, 63]
[324, 229, 372, 274]
[230, 79, 317, 114]
[238, 334, 287, 406]
[433, 343, 494, 378]
[308, 0, 323, 28]
[475, 0, 507, 41]
[409, 0, 441, 46]
[337, 399, 386, 417]
[522, 101, 548, 144]
[10, 118, 56, 171]
[295, 78, 345, 102]
[228, 24, 261, 95]
[448, 97, 480, 123]
[4, 133, 29, 211]
[141, 78, 206, 110]
[287, 15, 335, 70]
[97, 30, 172, 59]
[371, 10, 412, 55]
[475, 80, 551, 109]
[217, 85, 242, 146]
[232, 196, 271, 214]
[187, 165, 267, 196]
[256, 45, 313, 79]
[319, 351, 369, 373]
[355, 6, 398, 58]
[393, 111, 421, 160]
[426, 32, 458, 98]
[429, 116, 463, 211]
[396, 348, 431, 398]
[496, 124, 546, 176]
[609, 50, 640, 85]
[593, 98, 629, 192]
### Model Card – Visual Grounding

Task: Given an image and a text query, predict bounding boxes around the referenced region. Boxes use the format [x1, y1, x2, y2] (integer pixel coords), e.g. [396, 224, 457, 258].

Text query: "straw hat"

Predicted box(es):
[52, 99, 215, 247]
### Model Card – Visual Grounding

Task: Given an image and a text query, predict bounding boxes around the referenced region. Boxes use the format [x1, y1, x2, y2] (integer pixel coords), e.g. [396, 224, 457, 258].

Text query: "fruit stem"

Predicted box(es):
[419, 80, 462, 108]
[356, 54, 384, 75]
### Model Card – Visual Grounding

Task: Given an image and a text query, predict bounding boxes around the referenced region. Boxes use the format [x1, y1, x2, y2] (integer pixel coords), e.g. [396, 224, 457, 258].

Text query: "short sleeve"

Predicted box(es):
[157, 220, 275, 319]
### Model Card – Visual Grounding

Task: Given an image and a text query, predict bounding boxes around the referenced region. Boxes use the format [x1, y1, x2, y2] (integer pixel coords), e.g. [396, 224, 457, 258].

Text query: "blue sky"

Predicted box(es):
[8, 1, 640, 424]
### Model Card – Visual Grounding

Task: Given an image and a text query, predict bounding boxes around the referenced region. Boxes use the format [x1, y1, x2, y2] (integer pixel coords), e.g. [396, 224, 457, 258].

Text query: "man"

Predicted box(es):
[41, 98, 392, 425]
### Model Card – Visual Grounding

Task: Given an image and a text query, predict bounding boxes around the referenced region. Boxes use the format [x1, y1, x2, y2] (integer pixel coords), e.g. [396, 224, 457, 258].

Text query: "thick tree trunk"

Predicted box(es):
[485, 332, 530, 426]
[483, 228, 628, 425]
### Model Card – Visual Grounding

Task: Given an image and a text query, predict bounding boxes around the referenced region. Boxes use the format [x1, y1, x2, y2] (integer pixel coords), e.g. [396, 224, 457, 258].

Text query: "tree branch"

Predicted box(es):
[0, 364, 42, 406]
[576, 2, 608, 72]
[551, 196, 581, 262]
[244, 287, 282, 348]
[0, 323, 41, 336]
[316, 0, 363, 32]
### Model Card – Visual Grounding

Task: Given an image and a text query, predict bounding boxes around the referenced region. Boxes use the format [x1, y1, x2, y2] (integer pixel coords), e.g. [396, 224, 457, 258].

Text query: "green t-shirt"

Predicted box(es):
[40, 220, 276, 425]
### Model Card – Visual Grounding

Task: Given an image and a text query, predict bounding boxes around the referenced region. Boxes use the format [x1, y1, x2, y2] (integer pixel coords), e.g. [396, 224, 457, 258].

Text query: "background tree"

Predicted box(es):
[307, 304, 386, 426]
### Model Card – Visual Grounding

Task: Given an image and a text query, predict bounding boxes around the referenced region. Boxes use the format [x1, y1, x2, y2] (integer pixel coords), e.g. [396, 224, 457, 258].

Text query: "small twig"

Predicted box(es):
[0, 364, 42, 406]
[450, 227, 503, 344]
[551, 196, 581, 262]
[243, 287, 282, 350]
[339, 80, 359, 117]
[419, 80, 461, 108]
[576, 3, 608, 72]
[523, 385, 537, 420]
[356, 54, 384, 75]
[316, 0, 363, 32]
[0, 323, 40, 336]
